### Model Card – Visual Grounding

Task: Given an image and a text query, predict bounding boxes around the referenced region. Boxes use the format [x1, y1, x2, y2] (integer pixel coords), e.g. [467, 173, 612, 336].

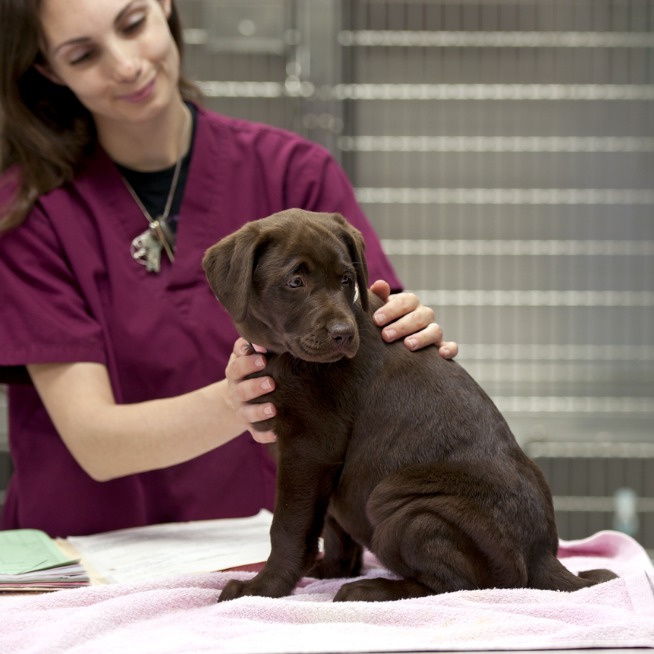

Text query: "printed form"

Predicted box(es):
[66, 510, 272, 584]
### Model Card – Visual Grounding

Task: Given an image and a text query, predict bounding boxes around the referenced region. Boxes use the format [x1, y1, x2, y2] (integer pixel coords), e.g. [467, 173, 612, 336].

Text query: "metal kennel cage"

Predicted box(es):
[1, 1, 652, 556]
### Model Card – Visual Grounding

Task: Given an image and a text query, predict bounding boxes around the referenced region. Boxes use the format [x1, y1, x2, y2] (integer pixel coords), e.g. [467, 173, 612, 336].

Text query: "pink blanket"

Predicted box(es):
[1, 530, 652, 654]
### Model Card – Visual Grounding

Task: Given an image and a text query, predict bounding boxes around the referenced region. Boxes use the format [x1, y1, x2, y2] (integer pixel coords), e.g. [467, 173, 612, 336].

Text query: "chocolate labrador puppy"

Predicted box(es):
[203, 209, 616, 602]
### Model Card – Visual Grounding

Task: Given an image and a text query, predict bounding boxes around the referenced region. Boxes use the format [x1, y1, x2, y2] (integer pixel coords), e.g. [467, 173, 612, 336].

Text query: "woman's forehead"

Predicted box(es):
[39, 0, 138, 50]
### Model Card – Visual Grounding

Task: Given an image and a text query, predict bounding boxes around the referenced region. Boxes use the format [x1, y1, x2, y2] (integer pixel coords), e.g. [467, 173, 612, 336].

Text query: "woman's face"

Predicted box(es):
[38, 0, 180, 128]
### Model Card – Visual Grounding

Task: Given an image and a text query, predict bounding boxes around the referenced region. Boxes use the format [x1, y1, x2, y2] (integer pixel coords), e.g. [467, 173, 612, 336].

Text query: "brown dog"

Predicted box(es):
[203, 209, 616, 602]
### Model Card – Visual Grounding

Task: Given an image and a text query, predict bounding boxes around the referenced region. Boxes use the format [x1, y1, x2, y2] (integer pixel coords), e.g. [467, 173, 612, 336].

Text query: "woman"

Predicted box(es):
[0, 0, 456, 537]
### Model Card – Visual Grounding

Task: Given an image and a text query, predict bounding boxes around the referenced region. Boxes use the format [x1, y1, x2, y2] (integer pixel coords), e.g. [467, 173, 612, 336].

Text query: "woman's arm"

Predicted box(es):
[27, 285, 455, 481]
[27, 360, 274, 482]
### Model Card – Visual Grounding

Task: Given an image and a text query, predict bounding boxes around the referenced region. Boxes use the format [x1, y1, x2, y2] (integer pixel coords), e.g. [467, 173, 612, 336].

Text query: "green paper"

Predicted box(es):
[0, 529, 78, 575]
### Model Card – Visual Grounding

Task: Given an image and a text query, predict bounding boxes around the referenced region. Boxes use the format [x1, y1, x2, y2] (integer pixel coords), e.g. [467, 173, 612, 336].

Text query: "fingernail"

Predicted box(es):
[406, 337, 417, 350]
[263, 404, 275, 416]
[374, 312, 385, 325]
[254, 356, 265, 369]
[384, 328, 397, 341]
[261, 378, 272, 391]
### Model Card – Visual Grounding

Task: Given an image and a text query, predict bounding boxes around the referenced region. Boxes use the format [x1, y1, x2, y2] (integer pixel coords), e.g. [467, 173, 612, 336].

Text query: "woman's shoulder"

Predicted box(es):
[198, 105, 331, 158]
[1, 150, 112, 244]
[0, 166, 55, 238]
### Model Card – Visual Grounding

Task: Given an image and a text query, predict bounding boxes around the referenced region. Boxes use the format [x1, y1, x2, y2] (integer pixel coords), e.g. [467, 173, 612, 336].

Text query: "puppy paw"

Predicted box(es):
[333, 578, 432, 602]
[218, 579, 251, 602]
[217, 575, 295, 602]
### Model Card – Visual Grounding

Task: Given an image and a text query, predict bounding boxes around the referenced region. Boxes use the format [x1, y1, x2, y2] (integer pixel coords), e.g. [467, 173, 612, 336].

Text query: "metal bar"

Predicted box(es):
[493, 396, 654, 414]
[413, 289, 654, 307]
[338, 30, 654, 49]
[552, 496, 654, 512]
[528, 441, 654, 458]
[356, 187, 654, 205]
[339, 136, 654, 153]
[454, 344, 654, 362]
[333, 83, 654, 101]
[380, 239, 654, 256]
[194, 82, 654, 102]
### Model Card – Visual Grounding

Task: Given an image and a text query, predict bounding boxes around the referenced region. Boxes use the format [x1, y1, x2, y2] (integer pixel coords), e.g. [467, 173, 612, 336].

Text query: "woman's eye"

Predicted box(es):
[69, 49, 95, 66]
[288, 276, 303, 289]
[123, 14, 146, 35]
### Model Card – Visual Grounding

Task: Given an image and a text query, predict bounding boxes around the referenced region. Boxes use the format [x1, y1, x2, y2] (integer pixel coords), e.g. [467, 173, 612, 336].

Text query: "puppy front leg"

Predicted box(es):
[218, 458, 336, 602]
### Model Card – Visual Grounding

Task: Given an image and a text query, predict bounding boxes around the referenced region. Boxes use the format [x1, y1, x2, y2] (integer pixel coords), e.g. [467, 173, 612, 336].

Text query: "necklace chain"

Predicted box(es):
[122, 106, 191, 272]
[123, 156, 181, 264]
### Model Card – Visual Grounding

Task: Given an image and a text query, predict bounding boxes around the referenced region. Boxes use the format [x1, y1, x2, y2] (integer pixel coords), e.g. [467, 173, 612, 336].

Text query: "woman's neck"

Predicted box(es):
[97, 99, 192, 172]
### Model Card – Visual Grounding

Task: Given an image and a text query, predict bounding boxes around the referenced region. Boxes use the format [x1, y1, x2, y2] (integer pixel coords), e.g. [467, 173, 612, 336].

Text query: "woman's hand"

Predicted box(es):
[225, 338, 277, 443]
[369, 280, 458, 359]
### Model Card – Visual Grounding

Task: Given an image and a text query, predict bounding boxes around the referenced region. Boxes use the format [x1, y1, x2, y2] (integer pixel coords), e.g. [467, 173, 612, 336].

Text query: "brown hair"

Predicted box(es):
[0, 0, 202, 233]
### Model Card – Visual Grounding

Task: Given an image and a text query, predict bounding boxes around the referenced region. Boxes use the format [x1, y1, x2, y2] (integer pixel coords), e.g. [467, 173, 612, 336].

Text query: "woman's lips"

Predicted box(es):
[120, 77, 156, 103]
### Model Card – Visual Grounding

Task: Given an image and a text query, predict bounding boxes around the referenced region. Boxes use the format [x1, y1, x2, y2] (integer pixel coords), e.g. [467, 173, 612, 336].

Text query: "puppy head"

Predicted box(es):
[203, 209, 369, 362]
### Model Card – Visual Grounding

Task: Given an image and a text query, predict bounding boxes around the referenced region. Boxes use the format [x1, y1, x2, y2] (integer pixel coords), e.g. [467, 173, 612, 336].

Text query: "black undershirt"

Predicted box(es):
[116, 103, 197, 235]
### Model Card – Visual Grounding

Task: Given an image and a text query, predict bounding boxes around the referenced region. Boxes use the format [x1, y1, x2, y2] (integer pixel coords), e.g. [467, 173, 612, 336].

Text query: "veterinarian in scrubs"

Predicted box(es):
[0, 0, 457, 537]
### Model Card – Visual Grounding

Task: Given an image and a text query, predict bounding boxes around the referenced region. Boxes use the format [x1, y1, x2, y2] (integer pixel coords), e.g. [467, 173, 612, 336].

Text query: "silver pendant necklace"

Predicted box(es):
[122, 108, 190, 273]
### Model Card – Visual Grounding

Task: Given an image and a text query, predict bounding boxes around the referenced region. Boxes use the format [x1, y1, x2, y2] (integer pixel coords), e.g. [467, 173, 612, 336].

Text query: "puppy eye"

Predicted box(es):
[288, 276, 304, 289]
[341, 275, 353, 286]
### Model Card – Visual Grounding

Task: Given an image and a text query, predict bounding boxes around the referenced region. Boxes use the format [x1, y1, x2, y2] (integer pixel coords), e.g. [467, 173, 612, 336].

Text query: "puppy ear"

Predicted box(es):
[330, 213, 369, 312]
[202, 224, 263, 323]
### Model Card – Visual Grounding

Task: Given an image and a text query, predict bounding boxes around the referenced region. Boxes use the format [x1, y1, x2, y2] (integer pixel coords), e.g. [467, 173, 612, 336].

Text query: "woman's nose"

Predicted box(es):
[107, 41, 142, 83]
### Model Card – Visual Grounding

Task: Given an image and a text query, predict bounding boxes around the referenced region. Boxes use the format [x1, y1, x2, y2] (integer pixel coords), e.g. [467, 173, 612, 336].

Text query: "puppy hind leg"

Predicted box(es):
[333, 513, 479, 602]
[372, 503, 483, 594]
[366, 466, 532, 594]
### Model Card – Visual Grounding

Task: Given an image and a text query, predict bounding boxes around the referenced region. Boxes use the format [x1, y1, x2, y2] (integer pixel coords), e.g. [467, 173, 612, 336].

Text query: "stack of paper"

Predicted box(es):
[67, 510, 273, 584]
[0, 529, 90, 592]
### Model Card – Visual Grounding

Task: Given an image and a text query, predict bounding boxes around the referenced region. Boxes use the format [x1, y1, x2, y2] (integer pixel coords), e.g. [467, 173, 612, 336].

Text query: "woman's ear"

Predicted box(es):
[33, 62, 65, 86]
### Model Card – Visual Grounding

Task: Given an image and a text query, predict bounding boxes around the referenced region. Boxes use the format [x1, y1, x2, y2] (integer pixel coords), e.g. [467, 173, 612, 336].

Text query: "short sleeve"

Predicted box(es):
[0, 204, 106, 382]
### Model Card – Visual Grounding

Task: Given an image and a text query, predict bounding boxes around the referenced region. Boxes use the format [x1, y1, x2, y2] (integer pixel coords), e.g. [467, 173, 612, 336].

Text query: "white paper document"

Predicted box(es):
[67, 510, 272, 584]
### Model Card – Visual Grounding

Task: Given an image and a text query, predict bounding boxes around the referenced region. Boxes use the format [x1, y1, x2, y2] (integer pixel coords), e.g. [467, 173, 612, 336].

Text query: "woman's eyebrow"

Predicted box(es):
[52, 36, 89, 56]
[50, 1, 136, 56]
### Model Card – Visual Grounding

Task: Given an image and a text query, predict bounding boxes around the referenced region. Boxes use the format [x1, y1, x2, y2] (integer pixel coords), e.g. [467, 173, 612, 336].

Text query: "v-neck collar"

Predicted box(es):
[75, 104, 228, 295]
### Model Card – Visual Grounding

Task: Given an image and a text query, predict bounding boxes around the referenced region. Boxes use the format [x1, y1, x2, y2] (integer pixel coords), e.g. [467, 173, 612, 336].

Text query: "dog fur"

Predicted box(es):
[203, 209, 616, 602]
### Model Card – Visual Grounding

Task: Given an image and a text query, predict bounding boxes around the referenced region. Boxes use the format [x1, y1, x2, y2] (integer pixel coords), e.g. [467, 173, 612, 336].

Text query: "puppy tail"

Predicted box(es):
[529, 554, 618, 591]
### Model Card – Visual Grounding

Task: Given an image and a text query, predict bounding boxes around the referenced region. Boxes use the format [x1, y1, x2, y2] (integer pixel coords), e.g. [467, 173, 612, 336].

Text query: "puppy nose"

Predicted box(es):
[328, 322, 355, 347]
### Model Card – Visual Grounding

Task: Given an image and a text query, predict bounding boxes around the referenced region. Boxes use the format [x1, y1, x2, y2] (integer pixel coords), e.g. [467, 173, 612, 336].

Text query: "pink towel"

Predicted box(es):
[1, 530, 652, 654]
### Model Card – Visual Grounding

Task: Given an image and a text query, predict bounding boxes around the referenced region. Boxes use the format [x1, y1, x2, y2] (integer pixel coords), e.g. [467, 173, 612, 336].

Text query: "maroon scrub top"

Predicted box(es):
[0, 105, 401, 537]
